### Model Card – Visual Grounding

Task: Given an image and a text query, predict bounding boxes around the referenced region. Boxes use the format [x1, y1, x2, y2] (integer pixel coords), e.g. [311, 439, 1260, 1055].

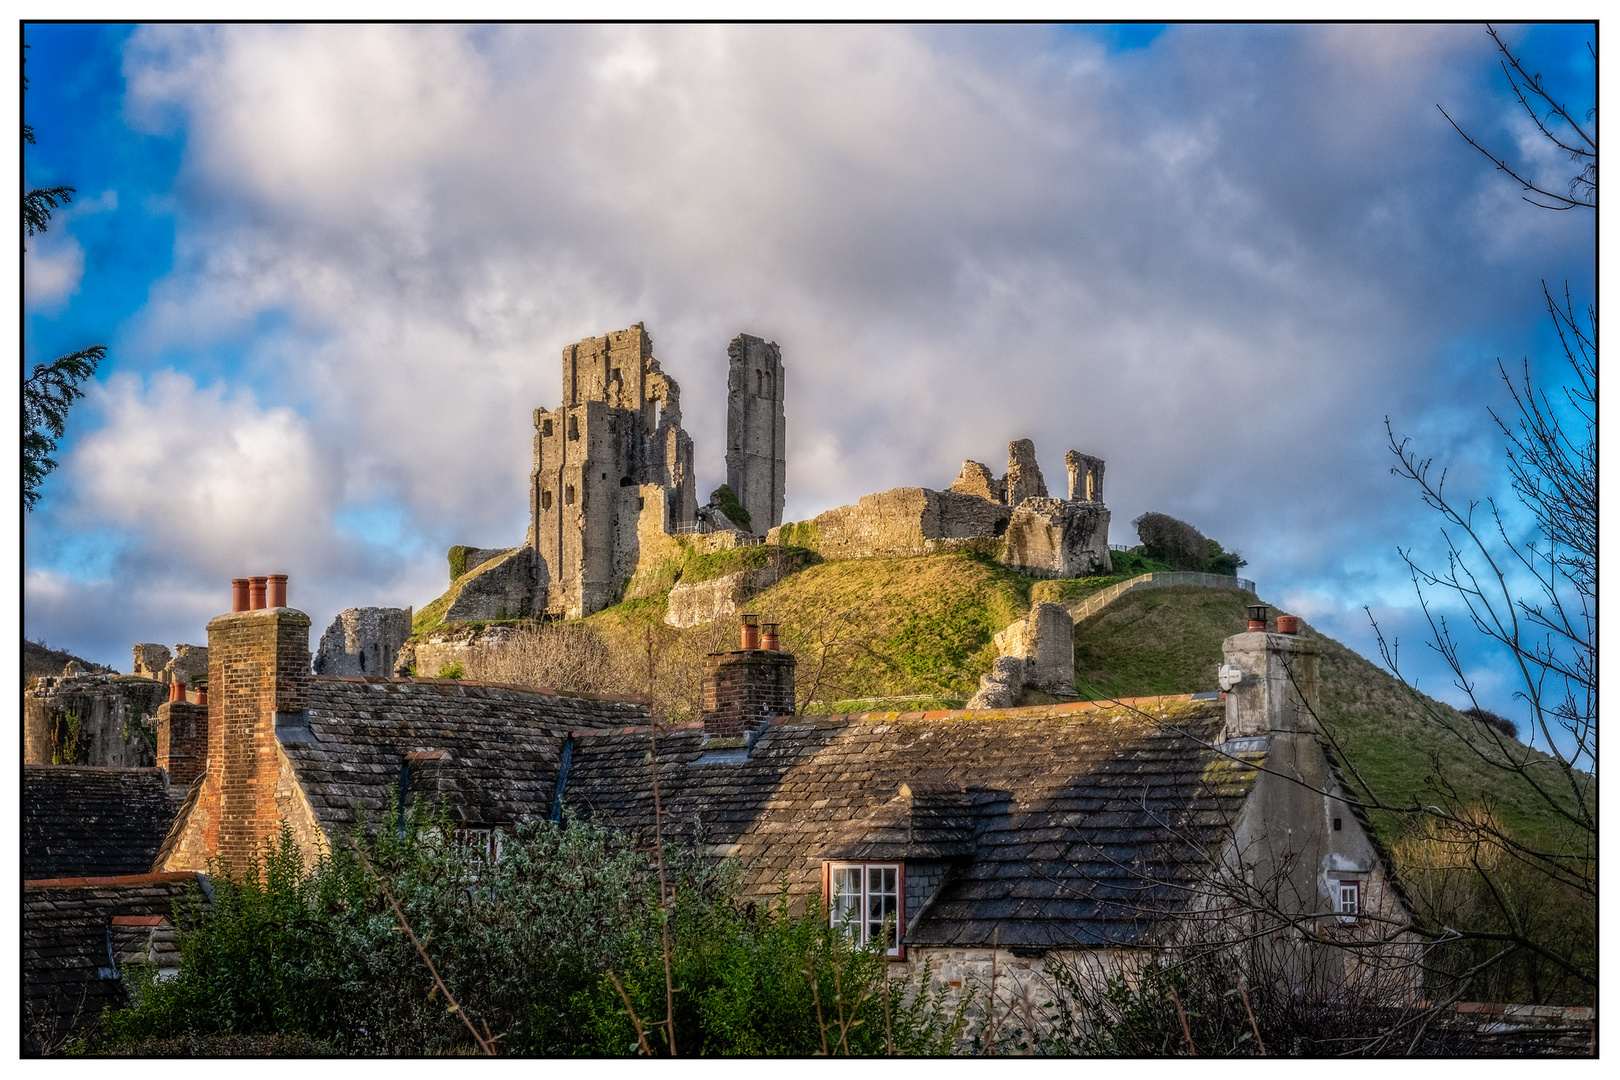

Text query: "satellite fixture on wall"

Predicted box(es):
[1218, 664, 1244, 692]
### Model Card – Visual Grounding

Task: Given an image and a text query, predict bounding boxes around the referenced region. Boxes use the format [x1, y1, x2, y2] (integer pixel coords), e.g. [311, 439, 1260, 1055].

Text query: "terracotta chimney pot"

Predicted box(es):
[1246, 603, 1269, 633]
[740, 613, 760, 651]
[1276, 615, 1301, 635]
[267, 574, 288, 609]
[232, 578, 250, 612]
[761, 622, 779, 651]
[196, 685, 208, 706]
[250, 576, 268, 610]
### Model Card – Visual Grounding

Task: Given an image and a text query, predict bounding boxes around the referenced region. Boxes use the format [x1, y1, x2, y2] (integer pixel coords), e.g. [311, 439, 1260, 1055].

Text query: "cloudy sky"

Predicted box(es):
[21, 22, 1594, 723]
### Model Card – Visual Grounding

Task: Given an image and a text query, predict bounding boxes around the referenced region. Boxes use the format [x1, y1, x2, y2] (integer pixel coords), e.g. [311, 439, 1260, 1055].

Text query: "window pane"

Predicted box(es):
[883, 868, 897, 892]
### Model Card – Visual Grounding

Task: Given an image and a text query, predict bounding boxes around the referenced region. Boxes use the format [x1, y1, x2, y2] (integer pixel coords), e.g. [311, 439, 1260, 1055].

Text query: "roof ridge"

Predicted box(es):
[25, 871, 201, 889]
[809, 691, 1218, 723]
[314, 673, 649, 705]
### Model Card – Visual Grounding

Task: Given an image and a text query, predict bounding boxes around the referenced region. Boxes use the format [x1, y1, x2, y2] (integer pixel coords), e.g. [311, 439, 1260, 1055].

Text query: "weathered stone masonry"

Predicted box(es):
[726, 333, 787, 534]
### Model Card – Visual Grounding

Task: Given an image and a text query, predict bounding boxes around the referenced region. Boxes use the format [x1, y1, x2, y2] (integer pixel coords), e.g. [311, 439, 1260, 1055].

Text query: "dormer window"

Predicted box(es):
[827, 862, 903, 957]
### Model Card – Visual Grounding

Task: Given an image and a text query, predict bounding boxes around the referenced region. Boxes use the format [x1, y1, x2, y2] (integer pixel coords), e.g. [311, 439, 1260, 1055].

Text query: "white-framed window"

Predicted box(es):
[1336, 879, 1361, 923]
[828, 862, 902, 956]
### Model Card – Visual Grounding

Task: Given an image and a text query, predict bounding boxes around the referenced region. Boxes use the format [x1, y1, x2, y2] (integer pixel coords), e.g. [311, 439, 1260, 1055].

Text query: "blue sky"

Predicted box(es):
[21, 23, 1595, 745]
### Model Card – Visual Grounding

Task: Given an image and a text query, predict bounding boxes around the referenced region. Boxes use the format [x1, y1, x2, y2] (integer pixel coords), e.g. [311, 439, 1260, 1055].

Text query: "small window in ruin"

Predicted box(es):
[993, 518, 1008, 537]
[620, 476, 634, 487]
[567, 415, 579, 441]
[1336, 880, 1360, 923]
[565, 485, 576, 505]
[1333, 817, 1342, 831]
[541, 490, 553, 510]
[542, 418, 553, 437]
[610, 367, 621, 384]
[756, 369, 764, 395]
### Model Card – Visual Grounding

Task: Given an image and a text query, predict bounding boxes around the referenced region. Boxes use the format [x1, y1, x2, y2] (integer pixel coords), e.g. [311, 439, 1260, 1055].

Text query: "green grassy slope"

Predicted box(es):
[514, 549, 1576, 852]
[1072, 586, 1578, 850]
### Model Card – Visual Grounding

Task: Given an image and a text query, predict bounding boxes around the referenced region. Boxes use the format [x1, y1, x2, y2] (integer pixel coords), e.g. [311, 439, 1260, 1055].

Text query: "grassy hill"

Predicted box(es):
[1069, 585, 1580, 851]
[420, 547, 1577, 853]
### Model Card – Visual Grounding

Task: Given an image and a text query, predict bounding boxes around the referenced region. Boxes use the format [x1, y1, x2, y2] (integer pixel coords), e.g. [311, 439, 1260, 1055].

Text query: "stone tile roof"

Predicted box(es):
[287, 676, 649, 835]
[22, 872, 205, 1055]
[559, 694, 1264, 949]
[23, 766, 181, 879]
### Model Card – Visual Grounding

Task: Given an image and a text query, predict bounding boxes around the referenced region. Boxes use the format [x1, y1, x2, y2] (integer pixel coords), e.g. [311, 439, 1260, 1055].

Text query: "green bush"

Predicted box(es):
[709, 485, 752, 532]
[447, 546, 472, 582]
[99, 815, 965, 1056]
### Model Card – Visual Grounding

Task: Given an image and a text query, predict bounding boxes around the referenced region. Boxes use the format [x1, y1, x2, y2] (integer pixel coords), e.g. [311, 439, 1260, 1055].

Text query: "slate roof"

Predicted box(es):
[23, 766, 181, 879]
[22, 872, 205, 1055]
[558, 694, 1265, 949]
[286, 676, 649, 835]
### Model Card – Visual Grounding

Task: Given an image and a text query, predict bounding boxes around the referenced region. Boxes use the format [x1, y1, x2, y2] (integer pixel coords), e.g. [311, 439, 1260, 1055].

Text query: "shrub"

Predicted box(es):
[1132, 513, 1210, 571]
[1205, 540, 1248, 577]
[1461, 707, 1518, 740]
[709, 485, 752, 532]
[447, 546, 472, 582]
[99, 815, 965, 1056]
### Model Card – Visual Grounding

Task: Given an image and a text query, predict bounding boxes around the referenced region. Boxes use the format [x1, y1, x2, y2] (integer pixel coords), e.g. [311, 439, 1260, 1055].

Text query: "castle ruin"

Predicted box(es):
[725, 334, 787, 534]
[518, 323, 787, 618]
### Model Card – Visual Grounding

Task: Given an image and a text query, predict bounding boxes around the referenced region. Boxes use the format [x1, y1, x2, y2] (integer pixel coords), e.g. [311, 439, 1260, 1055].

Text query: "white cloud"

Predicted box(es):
[24, 232, 84, 309]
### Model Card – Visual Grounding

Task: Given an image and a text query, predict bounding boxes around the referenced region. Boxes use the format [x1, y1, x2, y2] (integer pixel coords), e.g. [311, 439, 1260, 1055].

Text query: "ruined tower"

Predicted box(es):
[531, 324, 698, 618]
[725, 334, 786, 534]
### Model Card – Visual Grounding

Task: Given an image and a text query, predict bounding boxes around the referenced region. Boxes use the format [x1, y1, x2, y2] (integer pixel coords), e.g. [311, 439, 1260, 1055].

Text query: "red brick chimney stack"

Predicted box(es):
[200, 574, 311, 868]
[702, 614, 795, 738]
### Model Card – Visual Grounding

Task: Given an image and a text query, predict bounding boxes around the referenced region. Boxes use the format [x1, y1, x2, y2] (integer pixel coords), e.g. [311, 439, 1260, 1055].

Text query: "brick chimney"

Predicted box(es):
[1219, 607, 1319, 740]
[160, 576, 313, 872]
[701, 615, 795, 738]
[156, 696, 209, 786]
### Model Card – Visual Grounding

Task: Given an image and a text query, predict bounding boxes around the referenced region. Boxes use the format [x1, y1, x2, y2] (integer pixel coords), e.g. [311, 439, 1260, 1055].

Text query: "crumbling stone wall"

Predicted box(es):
[314, 606, 413, 677]
[1003, 438, 1048, 506]
[1065, 450, 1105, 503]
[725, 333, 787, 534]
[24, 675, 167, 767]
[989, 603, 1076, 697]
[950, 460, 1003, 503]
[531, 324, 700, 618]
[1001, 498, 1112, 578]
[444, 548, 536, 623]
[131, 643, 209, 686]
[770, 487, 1011, 561]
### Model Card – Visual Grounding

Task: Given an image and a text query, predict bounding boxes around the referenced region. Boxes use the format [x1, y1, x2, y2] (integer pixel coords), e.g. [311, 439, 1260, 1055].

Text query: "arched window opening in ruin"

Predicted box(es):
[993, 519, 1008, 537]
[541, 418, 553, 437]
[1086, 468, 1098, 501]
[565, 485, 575, 505]
[541, 490, 552, 510]
[567, 415, 579, 440]
[619, 476, 634, 487]
[756, 369, 764, 395]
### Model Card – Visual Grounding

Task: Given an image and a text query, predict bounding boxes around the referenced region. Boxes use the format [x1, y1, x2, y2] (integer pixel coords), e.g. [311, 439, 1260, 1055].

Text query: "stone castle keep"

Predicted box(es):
[448, 324, 788, 621]
[437, 321, 1111, 625]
